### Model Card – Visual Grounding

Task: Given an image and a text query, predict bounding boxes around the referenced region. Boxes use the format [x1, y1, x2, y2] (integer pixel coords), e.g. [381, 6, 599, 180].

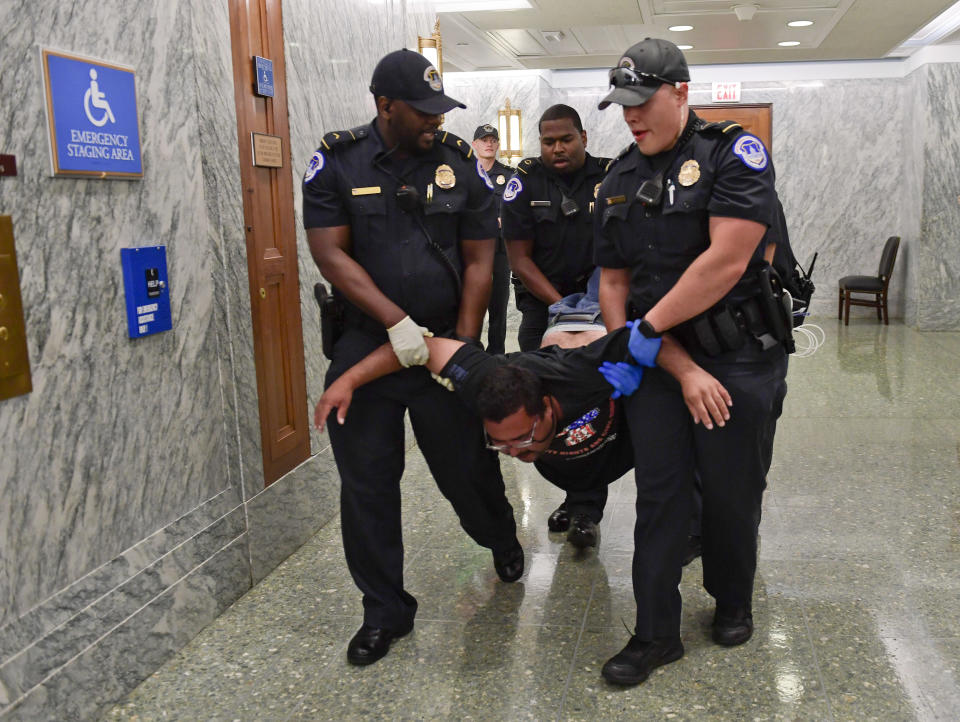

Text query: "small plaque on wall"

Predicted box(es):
[251, 133, 283, 168]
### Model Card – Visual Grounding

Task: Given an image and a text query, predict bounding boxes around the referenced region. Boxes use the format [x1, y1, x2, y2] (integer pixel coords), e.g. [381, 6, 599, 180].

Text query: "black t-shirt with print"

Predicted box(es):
[440, 330, 634, 491]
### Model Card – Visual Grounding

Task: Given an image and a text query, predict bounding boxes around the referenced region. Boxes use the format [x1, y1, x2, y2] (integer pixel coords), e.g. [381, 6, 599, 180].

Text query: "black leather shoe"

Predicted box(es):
[566, 514, 600, 549]
[492, 539, 524, 582]
[681, 534, 702, 566]
[547, 502, 570, 532]
[712, 605, 753, 646]
[346, 622, 413, 666]
[601, 636, 684, 686]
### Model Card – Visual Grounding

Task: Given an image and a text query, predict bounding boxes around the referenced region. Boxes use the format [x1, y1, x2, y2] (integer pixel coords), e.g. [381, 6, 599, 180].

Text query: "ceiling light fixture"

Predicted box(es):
[433, 0, 532, 11]
[669, 25, 694, 32]
[778, 41, 800, 47]
[677, 45, 693, 50]
[542, 30, 565, 42]
[787, 20, 814, 28]
[732, 4, 759, 22]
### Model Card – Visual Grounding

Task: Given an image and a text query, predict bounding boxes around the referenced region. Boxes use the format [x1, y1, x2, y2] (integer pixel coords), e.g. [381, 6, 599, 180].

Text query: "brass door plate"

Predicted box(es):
[251, 132, 283, 168]
[0, 215, 32, 400]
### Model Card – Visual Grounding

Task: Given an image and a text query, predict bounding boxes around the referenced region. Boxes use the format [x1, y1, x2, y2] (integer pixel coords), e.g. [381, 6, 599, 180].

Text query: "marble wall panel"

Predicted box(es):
[2, 535, 250, 722]
[0, 0, 235, 627]
[902, 65, 927, 327]
[916, 63, 960, 330]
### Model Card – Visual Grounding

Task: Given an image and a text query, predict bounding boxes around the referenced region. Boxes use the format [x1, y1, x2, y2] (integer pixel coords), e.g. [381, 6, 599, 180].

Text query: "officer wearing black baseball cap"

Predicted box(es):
[593, 37, 787, 686]
[471, 123, 513, 354]
[369, 48, 466, 115]
[303, 49, 523, 668]
[598, 37, 690, 110]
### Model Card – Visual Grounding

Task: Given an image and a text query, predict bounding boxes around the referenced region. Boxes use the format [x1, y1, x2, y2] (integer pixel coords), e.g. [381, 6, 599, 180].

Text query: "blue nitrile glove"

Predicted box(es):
[626, 319, 663, 368]
[598, 361, 644, 399]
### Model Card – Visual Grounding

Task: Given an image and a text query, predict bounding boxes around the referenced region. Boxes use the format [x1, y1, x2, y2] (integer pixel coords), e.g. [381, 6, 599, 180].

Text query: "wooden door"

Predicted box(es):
[228, 0, 309, 486]
[692, 103, 772, 151]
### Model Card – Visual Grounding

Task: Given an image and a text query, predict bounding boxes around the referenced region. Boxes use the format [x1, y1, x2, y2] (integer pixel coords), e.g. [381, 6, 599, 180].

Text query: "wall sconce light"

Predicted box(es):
[417, 19, 443, 74]
[498, 98, 523, 164]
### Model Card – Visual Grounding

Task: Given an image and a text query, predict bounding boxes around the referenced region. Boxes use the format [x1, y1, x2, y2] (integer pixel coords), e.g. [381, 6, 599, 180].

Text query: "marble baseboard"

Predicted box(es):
[246, 448, 339, 585]
[1, 536, 250, 722]
[0, 495, 249, 719]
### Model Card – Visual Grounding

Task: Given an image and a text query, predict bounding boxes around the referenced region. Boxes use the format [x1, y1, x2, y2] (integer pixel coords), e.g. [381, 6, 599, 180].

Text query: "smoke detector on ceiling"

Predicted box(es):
[732, 4, 759, 22]
[542, 30, 565, 42]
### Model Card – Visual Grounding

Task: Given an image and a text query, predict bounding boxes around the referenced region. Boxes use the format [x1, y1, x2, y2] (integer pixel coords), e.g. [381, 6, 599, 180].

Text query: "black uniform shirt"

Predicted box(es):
[594, 115, 777, 317]
[302, 120, 498, 333]
[487, 159, 514, 200]
[501, 153, 610, 296]
[440, 330, 633, 490]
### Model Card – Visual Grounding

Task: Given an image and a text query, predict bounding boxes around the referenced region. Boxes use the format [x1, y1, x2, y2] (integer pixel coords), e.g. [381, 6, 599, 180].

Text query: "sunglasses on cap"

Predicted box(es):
[608, 66, 678, 89]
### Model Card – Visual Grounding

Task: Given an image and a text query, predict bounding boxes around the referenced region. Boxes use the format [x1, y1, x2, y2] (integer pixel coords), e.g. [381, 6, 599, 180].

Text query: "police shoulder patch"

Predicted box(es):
[503, 176, 523, 202]
[732, 133, 769, 172]
[437, 131, 474, 159]
[476, 159, 495, 190]
[303, 150, 324, 183]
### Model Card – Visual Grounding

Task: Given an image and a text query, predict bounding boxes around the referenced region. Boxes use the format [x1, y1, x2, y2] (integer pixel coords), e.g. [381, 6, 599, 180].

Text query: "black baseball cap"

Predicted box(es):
[598, 38, 691, 110]
[369, 49, 466, 115]
[473, 124, 499, 140]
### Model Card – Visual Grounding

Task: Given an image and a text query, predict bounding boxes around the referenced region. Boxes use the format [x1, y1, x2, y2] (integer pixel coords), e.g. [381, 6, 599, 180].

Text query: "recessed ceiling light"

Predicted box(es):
[669, 25, 694, 32]
[677, 45, 694, 50]
[788, 20, 813, 27]
[778, 41, 800, 47]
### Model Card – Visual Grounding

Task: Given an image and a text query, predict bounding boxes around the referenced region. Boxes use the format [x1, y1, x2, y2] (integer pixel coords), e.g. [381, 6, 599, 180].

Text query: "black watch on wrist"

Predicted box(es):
[638, 319, 662, 339]
[456, 335, 484, 349]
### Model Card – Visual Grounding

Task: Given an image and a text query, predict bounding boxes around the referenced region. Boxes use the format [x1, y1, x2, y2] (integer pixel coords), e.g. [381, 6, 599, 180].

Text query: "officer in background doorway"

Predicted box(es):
[303, 49, 522, 668]
[594, 39, 788, 686]
[500, 104, 611, 545]
[472, 124, 514, 354]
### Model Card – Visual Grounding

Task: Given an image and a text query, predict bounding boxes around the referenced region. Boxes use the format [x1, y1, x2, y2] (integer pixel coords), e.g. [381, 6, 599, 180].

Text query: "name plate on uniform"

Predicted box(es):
[251, 132, 283, 168]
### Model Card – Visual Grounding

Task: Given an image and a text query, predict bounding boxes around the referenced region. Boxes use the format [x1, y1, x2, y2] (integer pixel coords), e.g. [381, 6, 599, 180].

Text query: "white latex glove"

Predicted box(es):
[387, 315, 433, 367]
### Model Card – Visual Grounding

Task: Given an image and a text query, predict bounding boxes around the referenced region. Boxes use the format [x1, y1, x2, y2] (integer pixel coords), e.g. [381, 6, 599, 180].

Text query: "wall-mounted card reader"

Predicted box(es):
[121, 246, 172, 339]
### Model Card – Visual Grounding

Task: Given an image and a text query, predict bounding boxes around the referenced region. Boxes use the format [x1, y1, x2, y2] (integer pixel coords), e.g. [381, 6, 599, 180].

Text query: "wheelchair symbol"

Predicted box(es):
[83, 69, 116, 127]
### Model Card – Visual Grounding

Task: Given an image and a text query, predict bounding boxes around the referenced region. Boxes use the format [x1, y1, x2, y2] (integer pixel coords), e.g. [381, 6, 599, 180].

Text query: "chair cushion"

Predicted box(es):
[839, 275, 883, 291]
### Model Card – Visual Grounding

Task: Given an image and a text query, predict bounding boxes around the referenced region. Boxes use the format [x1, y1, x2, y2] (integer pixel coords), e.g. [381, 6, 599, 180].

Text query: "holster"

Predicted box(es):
[314, 282, 345, 360]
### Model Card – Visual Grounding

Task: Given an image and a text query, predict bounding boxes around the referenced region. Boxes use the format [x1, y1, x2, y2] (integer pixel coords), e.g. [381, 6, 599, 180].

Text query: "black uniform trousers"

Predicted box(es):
[326, 329, 518, 630]
[486, 239, 510, 355]
[623, 342, 787, 640]
[515, 288, 549, 352]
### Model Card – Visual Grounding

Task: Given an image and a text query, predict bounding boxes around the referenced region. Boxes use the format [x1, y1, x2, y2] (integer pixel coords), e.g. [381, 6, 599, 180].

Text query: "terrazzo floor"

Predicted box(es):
[105, 317, 960, 720]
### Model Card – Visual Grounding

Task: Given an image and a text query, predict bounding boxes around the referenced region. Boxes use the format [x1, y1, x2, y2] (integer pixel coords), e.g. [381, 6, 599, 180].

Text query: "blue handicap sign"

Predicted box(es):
[42, 49, 142, 177]
[254, 55, 274, 97]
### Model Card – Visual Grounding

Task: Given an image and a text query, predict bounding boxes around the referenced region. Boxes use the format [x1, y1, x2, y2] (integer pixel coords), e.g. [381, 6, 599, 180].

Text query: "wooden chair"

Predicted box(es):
[838, 236, 900, 325]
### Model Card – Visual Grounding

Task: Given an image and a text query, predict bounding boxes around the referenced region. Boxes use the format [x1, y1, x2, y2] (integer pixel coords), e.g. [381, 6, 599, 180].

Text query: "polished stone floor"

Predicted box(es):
[105, 319, 960, 721]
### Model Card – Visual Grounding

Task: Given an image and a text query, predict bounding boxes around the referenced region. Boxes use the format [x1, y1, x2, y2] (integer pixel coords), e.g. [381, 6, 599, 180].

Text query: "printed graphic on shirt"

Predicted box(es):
[732, 134, 768, 171]
[476, 159, 494, 190]
[545, 399, 619, 460]
[304, 151, 324, 182]
[503, 176, 522, 202]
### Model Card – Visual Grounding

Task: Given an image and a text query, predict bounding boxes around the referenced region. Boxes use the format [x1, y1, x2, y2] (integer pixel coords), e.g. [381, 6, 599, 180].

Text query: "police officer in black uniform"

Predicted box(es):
[500, 104, 611, 545]
[303, 49, 522, 667]
[471, 124, 514, 355]
[593, 39, 789, 686]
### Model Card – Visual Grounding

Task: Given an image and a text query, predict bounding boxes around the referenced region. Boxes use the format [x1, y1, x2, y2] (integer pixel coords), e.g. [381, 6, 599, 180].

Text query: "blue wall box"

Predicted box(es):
[121, 246, 172, 339]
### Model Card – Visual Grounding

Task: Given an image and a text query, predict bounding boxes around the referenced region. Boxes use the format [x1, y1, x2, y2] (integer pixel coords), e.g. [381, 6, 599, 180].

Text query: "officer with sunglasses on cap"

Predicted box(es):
[303, 49, 522, 668]
[593, 38, 788, 686]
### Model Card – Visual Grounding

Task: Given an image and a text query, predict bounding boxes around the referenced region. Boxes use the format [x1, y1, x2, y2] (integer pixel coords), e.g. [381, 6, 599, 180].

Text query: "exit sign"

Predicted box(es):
[711, 82, 741, 102]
